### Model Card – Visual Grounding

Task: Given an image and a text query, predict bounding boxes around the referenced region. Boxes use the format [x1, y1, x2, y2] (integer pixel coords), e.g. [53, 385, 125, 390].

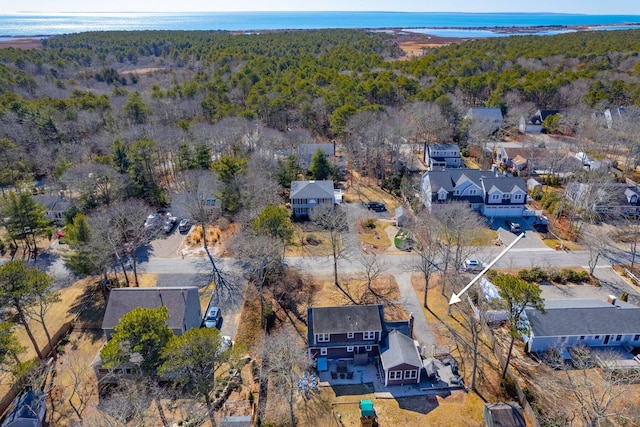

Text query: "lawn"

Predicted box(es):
[358, 220, 392, 248]
[541, 238, 582, 251]
[285, 229, 340, 257]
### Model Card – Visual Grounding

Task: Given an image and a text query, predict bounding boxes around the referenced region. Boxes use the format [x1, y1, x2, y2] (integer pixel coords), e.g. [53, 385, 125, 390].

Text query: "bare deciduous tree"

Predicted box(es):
[262, 326, 313, 427]
[311, 205, 350, 301]
[542, 346, 640, 427]
[91, 199, 154, 287]
[432, 202, 482, 298]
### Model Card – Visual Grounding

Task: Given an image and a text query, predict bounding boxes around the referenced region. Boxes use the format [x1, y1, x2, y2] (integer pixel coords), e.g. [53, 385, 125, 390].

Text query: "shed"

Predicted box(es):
[395, 206, 408, 227]
[1, 390, 46, 427]
[484, 402, 526, 427]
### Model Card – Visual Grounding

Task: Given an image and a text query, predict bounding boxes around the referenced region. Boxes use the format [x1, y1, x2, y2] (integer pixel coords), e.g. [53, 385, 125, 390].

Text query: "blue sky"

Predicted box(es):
[5, 1, 640, 14]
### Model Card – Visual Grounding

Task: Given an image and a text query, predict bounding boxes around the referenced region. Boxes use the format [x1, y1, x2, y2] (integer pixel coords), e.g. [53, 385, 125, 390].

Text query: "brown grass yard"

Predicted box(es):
[285, 229, 340, 257]
[357, 219, 392, 248]
[411, 272, 506, 404]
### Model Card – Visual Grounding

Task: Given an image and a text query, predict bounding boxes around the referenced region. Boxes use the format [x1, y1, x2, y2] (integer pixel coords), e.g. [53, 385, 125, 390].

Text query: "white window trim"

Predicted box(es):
[347, 346, 354, 353]
[347, 332, 354, 339]
[365, 345, 372, 351]
[363, 331, 376, 340]
[320, 347, 327, 356]
[389, 371, 402, 380]
[404, 370, 418, 380]
[317, 333, 330, 343]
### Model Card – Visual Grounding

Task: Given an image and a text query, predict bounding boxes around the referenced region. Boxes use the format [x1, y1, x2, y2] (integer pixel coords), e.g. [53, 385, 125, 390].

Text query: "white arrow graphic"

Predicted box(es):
[449, 232, 526, 305]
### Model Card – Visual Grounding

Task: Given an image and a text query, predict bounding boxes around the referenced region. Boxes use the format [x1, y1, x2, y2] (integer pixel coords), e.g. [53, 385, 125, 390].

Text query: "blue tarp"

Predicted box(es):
[317, 357, 328, 371]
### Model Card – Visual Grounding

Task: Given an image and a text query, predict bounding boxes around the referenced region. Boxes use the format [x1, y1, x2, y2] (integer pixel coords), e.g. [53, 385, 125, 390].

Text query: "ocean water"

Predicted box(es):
[0, 12, 639, 37]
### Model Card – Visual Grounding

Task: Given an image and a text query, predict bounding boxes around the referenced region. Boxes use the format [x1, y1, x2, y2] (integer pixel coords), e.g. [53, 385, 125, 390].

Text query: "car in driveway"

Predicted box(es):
[144, 213, 162, 228]
[505, 219, 522, 233]
[462, 259, 486, 272]
[178, 218, 191, 233]
[367, 202, 387, 212]
[162, 216, 177, 233]
[204, 306, 221, 328]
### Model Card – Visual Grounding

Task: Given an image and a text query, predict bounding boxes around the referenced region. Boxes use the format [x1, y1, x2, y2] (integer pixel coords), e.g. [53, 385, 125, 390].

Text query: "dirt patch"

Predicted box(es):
[0, 38, 43, 50]
[120, 67, 163, 75]
[391, 31, 465, 61]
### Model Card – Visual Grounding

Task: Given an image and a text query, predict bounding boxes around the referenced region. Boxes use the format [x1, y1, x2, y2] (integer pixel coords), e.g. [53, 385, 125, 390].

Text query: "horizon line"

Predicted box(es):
[7, 10, 636, 16]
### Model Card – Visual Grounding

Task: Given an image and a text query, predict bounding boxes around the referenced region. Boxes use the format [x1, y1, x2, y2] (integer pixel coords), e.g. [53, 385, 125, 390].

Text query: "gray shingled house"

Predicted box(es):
[307, 304, 421, 385]
[290, 180, 336, 217]
[102, 287, 202, 339]
[524, 298, 640, 359]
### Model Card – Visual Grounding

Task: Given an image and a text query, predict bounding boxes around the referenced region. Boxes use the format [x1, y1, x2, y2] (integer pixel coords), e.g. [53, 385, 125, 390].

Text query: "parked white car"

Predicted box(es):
[462, 259, 486, 272]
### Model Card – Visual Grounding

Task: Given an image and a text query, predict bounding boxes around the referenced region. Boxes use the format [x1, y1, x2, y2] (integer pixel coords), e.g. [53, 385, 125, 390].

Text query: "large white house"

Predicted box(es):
[420, 169, 527, 218]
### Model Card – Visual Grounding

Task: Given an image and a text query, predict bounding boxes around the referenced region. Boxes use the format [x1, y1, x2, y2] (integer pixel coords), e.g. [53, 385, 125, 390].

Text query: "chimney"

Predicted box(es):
[607, 295, 617, 305]
[409, 312, 414, 336]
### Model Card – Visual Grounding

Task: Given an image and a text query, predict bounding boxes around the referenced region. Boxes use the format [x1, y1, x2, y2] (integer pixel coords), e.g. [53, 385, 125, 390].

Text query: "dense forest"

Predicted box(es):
[2, 28, 640, 426]
[0, 28, 639, 204]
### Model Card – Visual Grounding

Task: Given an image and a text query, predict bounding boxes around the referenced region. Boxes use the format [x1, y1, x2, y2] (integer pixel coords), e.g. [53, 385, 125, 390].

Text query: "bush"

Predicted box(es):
[500, 376, 518, 400]
[305, 234, 321, 246]
[363, 219, 375, 229]
[549, 268, 590, 284]
[218, 217, 230, 231]
[518, 267, 549, 283]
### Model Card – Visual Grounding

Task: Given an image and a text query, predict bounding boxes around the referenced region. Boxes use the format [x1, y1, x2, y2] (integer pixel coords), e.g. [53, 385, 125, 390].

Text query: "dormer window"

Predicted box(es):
[363, 331, 376, 340]
[502, 194, 510, 200]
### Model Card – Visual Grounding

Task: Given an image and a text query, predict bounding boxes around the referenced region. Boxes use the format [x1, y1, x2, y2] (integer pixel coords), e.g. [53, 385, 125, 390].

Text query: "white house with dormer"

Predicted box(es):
[421, 169, 527, 218]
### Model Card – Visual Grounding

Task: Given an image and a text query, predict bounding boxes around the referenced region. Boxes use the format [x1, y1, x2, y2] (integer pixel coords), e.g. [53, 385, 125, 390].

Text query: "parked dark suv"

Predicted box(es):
[367, 202, 387, 212]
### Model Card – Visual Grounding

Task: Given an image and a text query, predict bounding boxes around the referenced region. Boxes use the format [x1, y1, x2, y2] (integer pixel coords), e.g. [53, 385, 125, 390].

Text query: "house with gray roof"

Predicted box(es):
[465, 107, 503, 132]
[564, 183, 640, 218]
[425, 143, 462, 169]
[34, 194, 71, 225]
[524, 298, 640, 357]
[1, 390, 46, 427]
[307, 304, 419, 385]
[290, 180, 336, 218]
[481, 176, 527, 217]
[297, 143, 335, 171]
[420, 169, 527, 217]
[519, 109, 560, 133]
[102, 287, 202, 339]
[380, 330, 422, 386]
